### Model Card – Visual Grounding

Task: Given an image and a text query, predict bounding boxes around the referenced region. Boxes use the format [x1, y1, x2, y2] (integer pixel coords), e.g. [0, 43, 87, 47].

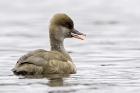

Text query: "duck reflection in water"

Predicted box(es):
[20, 74, 71, 87]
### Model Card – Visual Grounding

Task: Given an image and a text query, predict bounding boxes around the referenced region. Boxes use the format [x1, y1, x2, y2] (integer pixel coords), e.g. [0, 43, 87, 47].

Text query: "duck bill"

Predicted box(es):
[71, 29, 86, 40]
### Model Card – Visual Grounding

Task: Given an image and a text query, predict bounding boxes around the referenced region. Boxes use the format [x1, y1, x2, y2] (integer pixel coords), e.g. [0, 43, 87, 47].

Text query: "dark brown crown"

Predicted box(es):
[50, 13, 74, 29]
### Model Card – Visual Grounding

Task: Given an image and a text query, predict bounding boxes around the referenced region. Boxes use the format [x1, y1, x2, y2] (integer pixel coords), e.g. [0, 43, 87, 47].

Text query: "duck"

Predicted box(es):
[12, 13, 86, 75]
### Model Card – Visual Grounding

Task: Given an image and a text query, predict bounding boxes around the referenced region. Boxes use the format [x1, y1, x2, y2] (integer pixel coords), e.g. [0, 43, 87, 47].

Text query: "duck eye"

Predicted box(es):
[66, 24, 69, 28]
[65, 22, 73, 29]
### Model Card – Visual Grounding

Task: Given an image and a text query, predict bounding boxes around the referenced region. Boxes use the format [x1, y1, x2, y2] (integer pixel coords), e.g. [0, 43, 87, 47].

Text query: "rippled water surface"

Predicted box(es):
[1, 0, 140, 93]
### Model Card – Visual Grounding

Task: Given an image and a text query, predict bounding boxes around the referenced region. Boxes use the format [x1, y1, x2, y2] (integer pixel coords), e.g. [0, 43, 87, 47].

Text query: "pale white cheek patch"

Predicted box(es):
[61, 27, 70, 37]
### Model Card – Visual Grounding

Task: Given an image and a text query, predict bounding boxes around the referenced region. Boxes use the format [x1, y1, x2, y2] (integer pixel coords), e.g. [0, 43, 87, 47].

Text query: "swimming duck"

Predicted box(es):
[12, 13, 86, 75]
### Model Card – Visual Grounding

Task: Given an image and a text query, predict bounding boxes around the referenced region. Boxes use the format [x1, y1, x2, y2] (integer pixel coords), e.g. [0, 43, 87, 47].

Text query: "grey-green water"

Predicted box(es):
[0, 0, 140, 93]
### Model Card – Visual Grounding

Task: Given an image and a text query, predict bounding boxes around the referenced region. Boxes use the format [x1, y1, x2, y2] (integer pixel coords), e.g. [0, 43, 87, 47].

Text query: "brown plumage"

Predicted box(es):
[12, 13, 86, 75]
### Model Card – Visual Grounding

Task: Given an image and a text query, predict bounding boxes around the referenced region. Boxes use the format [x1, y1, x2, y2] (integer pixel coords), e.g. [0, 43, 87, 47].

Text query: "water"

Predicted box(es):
[0, 0, 140, 93]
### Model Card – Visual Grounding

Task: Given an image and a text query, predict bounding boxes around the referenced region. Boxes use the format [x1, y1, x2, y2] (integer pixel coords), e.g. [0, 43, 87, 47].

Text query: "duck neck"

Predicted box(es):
[49, 35, 72, 61]
[50, 36, 65, 51]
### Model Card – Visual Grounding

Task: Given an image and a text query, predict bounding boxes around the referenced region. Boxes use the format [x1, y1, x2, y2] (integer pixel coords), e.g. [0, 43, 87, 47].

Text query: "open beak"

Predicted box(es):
[71, 29, 86, 40]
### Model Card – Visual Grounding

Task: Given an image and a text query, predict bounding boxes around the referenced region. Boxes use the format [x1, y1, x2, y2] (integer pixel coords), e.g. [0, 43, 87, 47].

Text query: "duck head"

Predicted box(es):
[49, 13, 86, 41]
